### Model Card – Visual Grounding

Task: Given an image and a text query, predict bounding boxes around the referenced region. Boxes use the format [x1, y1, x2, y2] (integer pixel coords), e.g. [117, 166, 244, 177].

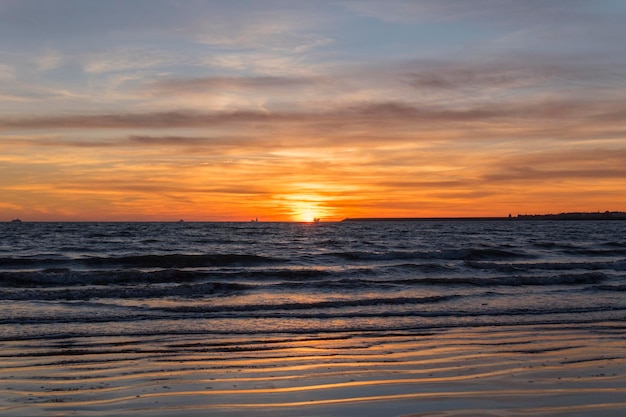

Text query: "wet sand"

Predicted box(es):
[1, 322, 625, 416]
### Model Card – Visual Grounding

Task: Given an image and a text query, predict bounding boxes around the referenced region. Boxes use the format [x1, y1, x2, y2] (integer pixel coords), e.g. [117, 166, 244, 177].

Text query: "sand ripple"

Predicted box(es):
[1, 323, 625, 416]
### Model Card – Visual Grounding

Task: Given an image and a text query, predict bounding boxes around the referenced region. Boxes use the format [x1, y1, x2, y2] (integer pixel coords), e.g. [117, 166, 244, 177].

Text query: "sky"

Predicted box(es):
[1, 0, 626, 221]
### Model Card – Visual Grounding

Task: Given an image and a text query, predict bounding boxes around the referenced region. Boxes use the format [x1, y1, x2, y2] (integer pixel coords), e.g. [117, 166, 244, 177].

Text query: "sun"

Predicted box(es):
[285, 193, 330, 222]
[299, 208, 318, 223]
[290, 202, 320, 222]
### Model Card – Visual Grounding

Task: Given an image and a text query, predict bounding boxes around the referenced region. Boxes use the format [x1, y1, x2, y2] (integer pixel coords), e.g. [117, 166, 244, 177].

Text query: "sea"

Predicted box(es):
[1, 220, 626, 416]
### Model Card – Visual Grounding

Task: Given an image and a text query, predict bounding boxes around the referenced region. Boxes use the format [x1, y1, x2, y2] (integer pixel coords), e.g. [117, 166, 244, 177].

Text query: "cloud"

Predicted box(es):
[36, 49, 62, 71]
[2, 1, 625, 221]
[2, 97, 624, 133]
[0, 134, 280, 153]
[0, 201, 22, 210]
[181, 4, 334, 53]
[482, 148, 626, 183]
[0, 63, 15, 80]
[401, 59, 567, 91]
[128, 135, 217, 146]
[193, 19, 333, 53]
[83, 48, 171, 74]
[375, 180, 471, 189]
[142, 75, 322, 95]
[126, 134, 276, 151]
[127, 49, 626, 115]
[0, 111, 267, 129]
[0, 105, 492, 131]
[57, 179, 269, 196]
[484, 167, 626, 183]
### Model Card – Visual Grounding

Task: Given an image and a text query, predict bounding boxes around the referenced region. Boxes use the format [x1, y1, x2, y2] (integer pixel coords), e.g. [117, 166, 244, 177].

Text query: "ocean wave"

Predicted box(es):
[248, 305, 626, 321]
[0, 257, 70, 267]
[532, 241, 580, 250]
[0, 267, 372, 288]
[326, 248, 532, 262]
[467, 259, 626, 272]
[272, 277, 396, 290]
[83, 253, 282, 268]
[392, 272, 607, 286]
[455, 248, 534, 260]
[589, 284, 626, 292]
[0, 267, 608, 293]
[241, 268, 339, 280]
[157, 304, 626, 323]
[563, 248, 626, 256]
[6, 301, 623, 328]
[392, 263, 454, 273]
[265, 271, 607, 290]
[0, 269, 214, 287]
[602, 241, 626, 248]
[3, 221, 626, 345]
[0, 281, 251, 300]
[160, 295, 460, 314]
[0, 253, 281, 269]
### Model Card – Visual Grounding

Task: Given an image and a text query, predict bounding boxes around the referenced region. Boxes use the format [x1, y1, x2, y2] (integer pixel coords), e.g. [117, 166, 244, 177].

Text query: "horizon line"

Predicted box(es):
[6, 211, 626, 223]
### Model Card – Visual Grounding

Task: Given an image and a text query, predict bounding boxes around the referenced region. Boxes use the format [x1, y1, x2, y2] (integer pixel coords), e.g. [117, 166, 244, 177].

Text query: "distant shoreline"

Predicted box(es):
[343, 211, 626, 222]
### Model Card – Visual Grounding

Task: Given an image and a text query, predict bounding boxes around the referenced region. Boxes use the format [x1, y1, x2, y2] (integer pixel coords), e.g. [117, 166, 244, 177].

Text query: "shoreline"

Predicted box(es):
[343, 211, 626, 222]
[2, 322, 625, 416]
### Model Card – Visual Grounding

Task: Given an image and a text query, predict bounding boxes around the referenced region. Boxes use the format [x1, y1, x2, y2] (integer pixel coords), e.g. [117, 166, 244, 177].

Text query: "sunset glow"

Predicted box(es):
[1, 1, 626, 221]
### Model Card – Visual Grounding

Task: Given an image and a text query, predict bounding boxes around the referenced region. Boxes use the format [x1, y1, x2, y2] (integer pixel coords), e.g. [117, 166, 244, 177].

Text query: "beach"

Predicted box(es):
[1, 221, 626, 415]
[4, 1, 626, 414]
[2, 323, 626, 416]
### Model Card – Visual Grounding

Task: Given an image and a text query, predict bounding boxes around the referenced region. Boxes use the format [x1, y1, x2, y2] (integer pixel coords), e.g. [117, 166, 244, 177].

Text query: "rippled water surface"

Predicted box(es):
[1, 221, 626, 339]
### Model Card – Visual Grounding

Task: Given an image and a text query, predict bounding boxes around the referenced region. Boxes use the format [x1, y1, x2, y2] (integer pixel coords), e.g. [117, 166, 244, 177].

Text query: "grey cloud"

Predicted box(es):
[2, 98, 625, 131]
[127, 134, 280, 150]
[0, 111, 273, 129]
[3, 134, 280, 150]
[129, 135, 217, 146]
[495, 148, 626, 168]
[482, 148, 626, 183]
[399, 51, 626, 93]
[403, 62, 567, 91]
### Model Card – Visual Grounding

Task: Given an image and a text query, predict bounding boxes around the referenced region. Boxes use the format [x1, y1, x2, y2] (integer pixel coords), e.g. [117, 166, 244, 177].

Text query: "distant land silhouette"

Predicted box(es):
[343, 211, 626, 222]
[516, 211, 626, 220]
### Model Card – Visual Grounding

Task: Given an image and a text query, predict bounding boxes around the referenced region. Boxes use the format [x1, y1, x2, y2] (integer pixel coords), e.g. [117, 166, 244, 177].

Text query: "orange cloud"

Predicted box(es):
[2, 70, 626, 221]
